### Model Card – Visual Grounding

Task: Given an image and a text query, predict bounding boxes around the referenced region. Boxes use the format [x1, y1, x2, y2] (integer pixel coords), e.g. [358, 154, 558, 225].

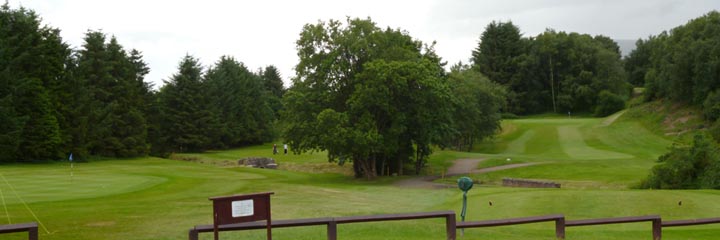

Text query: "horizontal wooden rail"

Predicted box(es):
[334, 211, 455, 224]
[457, 214, 565, 239]
[334, 211, 456, 240]
[190, 217, 333, 240]
[0, 222, 39, 240]
[189, 211, 720, 240]
[566, 215, 661, 240]
[457, 214, 564, 228]
[190, 211, 456, 240]
[662, 217, 720, 227]
[566, 215, 660, 226]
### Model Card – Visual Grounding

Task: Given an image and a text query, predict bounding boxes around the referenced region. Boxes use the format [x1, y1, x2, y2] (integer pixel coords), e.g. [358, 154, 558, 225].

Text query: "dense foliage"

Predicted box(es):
[0, 5, 151, 161]
[472, 21, 630, 115]
[632, 11, 720, 189]
[642, 134, 720, 189]
[0, 5, 282, 161]
[283, 18, 505, 178]
[631, 11, 720, 108]
[446, 64, 506, 151]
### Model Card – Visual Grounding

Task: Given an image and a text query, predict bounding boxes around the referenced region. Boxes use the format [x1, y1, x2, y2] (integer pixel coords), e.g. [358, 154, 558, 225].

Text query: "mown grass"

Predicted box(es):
[467, 112, 673, 187]
[1, 106, 719, 239]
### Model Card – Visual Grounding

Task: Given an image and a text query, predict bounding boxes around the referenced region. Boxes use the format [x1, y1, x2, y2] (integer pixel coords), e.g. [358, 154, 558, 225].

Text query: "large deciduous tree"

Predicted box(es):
[283, 18, 453, 179]
[446, 64, 506, 151]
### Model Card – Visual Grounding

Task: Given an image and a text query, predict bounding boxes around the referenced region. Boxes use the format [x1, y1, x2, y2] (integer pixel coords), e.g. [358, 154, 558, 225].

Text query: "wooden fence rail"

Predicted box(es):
[566, 215, 662, 240]
[0, 222, 38, 240]
[662, 217, 720, 227]
[456, 214, 565, 239]
[189, 211, 456, 240]
[189, 213, 720, 240]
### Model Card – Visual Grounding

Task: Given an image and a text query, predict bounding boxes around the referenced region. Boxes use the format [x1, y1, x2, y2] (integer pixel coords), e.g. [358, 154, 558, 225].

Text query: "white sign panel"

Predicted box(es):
[231, 200, 254, 217]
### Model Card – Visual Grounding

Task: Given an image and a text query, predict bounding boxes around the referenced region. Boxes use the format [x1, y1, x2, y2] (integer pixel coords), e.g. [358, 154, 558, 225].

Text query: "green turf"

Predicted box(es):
[1, 111, 719, 239]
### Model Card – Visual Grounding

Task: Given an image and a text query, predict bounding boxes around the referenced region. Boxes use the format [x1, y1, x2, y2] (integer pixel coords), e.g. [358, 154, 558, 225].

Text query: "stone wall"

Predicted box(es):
[502, 178, 560, 188]
[238, 157, 277, 169]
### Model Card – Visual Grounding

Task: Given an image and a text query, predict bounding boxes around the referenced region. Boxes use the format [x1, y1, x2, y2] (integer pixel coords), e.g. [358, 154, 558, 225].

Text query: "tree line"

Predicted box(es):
[1, 4, 506, 179]
[2, 3, 645, 179]
[472, 21, 630, 116]
[627, 11, 720, 189]
[0, 5, 282, 162]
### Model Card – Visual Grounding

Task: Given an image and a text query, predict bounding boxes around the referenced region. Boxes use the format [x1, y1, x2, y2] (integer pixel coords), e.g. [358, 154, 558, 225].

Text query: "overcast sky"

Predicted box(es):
[11, 0, 720, 89]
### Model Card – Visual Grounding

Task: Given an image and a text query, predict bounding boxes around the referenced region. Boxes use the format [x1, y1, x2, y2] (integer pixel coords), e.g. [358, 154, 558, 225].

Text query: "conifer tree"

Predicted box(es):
[155, 55, 219, 152]
[0, 4, 64, 161]
[205, 57, 274, 147]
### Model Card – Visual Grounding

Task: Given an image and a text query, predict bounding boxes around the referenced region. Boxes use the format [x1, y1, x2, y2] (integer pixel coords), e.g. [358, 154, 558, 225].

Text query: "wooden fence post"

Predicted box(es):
[188, 228, 198, 240]
[327, 220, 337, 240]
[653, 219, 662, 240]
[555, 217, 565, 240]
[446, 212, 456, 240]
[28, 225, 38, 240]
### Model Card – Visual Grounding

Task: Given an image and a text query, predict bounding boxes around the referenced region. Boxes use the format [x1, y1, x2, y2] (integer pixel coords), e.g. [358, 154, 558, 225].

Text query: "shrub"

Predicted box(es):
[594, 90, 626, 117]
[641, 134, 720, 189]
[501, 112, 519, 119]
[703, 90, 720, 121]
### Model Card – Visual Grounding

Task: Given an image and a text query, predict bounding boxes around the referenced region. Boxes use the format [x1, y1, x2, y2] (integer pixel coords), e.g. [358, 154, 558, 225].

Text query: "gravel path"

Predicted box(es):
[394, 159, 541, 189]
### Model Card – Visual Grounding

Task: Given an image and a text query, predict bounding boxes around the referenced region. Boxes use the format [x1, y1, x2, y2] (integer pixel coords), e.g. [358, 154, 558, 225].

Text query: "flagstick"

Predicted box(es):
[69, 153, 74, 183]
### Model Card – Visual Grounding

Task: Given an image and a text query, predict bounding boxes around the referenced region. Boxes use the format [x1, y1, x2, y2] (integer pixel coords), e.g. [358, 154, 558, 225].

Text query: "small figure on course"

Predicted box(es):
[283, 144, 288, 154]
[272, 144, 278, 155]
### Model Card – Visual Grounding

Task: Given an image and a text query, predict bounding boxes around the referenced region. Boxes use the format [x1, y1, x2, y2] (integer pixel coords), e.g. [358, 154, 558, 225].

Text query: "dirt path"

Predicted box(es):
[446, 159, 482, 176]
[600, 110, 627, 126]
[394, 159, 541, 189]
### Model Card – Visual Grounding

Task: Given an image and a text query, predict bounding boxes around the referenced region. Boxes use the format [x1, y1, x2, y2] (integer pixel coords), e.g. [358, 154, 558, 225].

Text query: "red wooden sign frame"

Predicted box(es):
[209, 192, 274, 240]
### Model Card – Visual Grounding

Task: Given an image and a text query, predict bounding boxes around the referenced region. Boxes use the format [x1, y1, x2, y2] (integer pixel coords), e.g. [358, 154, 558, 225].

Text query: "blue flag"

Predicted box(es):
[69, 153, 73, 162]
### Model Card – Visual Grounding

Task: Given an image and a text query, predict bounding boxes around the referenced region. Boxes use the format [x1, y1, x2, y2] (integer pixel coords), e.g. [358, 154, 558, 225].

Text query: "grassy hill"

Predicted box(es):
[467, 111, 671, 188]
[1, 104, 719, 239]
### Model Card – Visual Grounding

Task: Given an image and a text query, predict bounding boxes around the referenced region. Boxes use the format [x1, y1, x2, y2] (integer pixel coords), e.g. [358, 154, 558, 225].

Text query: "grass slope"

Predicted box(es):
[1, 109, 719, 239]
[470, 114, 672, 187]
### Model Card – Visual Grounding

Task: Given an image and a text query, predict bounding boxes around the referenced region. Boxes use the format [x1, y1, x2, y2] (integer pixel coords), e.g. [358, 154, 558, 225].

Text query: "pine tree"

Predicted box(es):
[0, 4, 64, 161]
[205, 57, 275, 148]
[261, 65, 284, 119]
[76, 32, 150, 157]
[103, 37, 149, 157]
[261, 65, 284, 98]
[76, 31, 112, 156]
[155, 55, 219, 152]
[15, 78, 62, 160]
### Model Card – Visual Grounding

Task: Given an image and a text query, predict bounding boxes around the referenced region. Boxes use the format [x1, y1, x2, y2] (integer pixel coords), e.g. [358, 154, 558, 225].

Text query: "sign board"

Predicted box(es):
[231, 200, 254, 217]
[209, 192, 274, 240]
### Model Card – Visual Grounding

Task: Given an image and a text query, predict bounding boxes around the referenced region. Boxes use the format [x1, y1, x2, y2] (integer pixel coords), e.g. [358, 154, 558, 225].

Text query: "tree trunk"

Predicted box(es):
[398, 154, 403, 176]
[355, 158, 377, 180]
[415, 147, 422, 175]
[549, 55, 557, 113]
[379, 154, 385, 177]
[466, 135, 474, 152]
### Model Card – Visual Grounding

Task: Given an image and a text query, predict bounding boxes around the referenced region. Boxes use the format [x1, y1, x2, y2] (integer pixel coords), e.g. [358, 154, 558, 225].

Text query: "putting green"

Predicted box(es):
[0, 171, 165, 204]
